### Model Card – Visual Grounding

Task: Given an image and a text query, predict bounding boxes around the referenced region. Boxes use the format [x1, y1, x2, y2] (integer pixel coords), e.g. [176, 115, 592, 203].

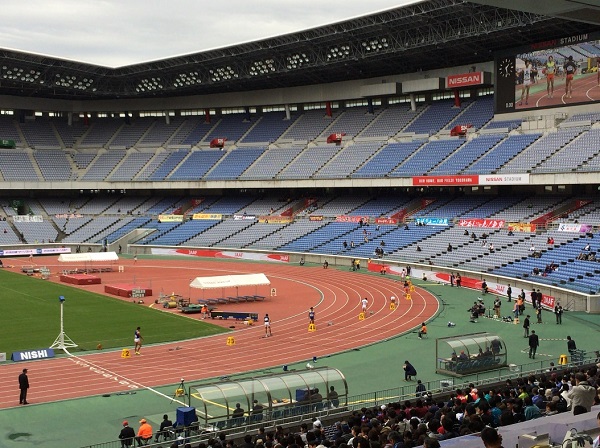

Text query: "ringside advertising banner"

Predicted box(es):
[366, 261, 556, 309]
[151, 248, 289, 263]
[0, 247, 71, 257]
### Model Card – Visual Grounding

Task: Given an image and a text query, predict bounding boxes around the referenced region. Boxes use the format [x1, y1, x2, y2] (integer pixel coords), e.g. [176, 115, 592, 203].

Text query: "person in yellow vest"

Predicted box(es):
[546, 55, 556, 98]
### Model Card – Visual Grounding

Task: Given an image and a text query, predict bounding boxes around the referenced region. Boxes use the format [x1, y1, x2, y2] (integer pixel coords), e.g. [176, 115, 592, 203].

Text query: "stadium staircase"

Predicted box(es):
[401, 198, 438, 221]
[26, 150, 44, 180]
[531, 199, 592, 227]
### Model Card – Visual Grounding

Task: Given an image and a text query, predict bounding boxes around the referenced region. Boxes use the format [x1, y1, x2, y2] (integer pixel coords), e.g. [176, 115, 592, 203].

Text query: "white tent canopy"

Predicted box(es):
[58, 252, 119, 263]
[190, 273, 270, 290]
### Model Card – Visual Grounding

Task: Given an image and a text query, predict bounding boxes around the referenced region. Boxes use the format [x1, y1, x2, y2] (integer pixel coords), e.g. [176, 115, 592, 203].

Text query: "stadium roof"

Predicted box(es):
[0, 0, 598, 101]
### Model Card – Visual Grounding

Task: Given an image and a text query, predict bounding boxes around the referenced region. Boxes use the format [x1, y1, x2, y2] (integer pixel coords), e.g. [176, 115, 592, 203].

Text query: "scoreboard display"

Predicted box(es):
[495, 31, 600, 113]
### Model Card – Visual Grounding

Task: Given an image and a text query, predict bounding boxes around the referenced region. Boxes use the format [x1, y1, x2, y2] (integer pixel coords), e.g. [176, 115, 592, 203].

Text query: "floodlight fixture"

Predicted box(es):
[249, 59, 276, 76]
[210, 66, 238, 82]
[285, 53, 310, 70]
[327, 45, 351, 60]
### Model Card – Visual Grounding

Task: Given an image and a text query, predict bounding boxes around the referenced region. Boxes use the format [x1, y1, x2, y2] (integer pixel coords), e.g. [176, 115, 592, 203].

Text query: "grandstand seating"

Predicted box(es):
[170, 117, 214, 146]
[462, 133, 541, 173]
[72, 152, 97, 170]
[277, 145, 342, 179]
[185, 219, 255, 247]
[358, 104, 425, 138]
[248, 219, 326, 250]
[34, 150, 74, 181]
[240, 113, 297, 143]
[429, 134, 503, 175]
[53, 119, 87, 148]
[219, 222, 288, 249]
[313, 142, 383, 178]
[203, 114, 255, 143]
[0, 151, 40, 181]
[535, 128, 600, 173]
[351, 141, 424, 178]
[138, 117, 185, 146]
[109, 152, 154, 181]
[445, 96, 494, 131]
[5, 101, 600, 183]
[0, 116, 22, 144]
[238, 146, 305, 180]
[390, 139, 465, 177]
[498, 128, 584, 174]
[204, 148, 265, 180]
[20, 120, 61, 148]
[79, 118, 122, 147]
[109, 118, 154, 148]
[403, 101, 464, 135]
[80, 150, 126, 180]
[279, 109, 339, 141]
[150, 220, 218, 246]
[483, 119, 521, 131]
[147, 151, 189, 180]
[169, 150, 225, 180]
[319, 107, 379, 138]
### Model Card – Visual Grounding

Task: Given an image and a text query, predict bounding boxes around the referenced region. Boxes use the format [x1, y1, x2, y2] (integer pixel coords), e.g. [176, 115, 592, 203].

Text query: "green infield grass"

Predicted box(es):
[0, 269, 228, 355]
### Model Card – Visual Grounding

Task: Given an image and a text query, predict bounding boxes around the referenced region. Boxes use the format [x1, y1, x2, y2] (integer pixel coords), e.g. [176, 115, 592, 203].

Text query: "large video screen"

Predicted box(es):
[495, 32, 600, 113]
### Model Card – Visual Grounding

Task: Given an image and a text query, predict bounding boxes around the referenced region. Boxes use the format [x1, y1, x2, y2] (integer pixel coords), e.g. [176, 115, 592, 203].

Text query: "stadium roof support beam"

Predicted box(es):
[0, 0, 596, 100]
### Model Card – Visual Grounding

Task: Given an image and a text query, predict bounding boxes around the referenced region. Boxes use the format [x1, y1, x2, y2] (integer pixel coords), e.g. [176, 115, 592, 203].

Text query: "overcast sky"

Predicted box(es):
[0, 0, 418, 67]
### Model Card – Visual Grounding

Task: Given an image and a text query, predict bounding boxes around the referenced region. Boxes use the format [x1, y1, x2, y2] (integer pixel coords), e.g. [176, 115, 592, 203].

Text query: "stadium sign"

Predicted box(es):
[412, 175, 478, 185]
[479, 174, 529, 185]
[11, 348, 55, 362]
[445, 72, 487, 89]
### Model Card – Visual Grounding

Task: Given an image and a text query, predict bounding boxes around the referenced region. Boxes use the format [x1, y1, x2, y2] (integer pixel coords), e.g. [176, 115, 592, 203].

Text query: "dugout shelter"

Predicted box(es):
[188, 367, 347, 428]
[436, 332, 507, 377]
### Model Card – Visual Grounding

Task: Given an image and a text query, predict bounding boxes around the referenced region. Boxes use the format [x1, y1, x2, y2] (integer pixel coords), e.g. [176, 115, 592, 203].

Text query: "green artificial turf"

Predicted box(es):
[0, 269, 228, 354]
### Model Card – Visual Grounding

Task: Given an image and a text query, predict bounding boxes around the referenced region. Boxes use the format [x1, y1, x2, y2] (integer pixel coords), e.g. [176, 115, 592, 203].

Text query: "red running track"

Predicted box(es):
[0, 258, 439, 409]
